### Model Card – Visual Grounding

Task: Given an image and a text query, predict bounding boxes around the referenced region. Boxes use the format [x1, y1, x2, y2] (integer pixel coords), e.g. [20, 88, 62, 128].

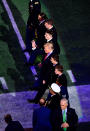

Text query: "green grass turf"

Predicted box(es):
[0, 0, 89, 94]
[0, 0, 34, 93]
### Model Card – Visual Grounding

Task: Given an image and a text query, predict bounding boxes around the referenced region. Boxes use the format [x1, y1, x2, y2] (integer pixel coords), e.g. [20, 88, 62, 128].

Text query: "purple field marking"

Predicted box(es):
[2, 0, 90, 124]
[2, 0, 37, 76]
[2, 0, 26, 50]
[76, 84, 90, 122]
[0, 91, 38, 130]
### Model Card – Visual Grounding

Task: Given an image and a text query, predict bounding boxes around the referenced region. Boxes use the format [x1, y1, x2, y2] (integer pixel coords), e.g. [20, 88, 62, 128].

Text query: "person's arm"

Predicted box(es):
[33, 110, 37, 128]
[67, 109, 78, 128]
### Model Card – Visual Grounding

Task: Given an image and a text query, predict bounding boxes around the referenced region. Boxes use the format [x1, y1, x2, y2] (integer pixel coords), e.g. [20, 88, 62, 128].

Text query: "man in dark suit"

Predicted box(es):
[44, 19, 57, 44]
[36, 12, 47, 49]
[4, 114, 24, 131]
[49, 54, 60, 84]
[55, 65, 69, 100]
[44, 30, 60, 54]
[25, 0, 41, 52]
[46, 83, 61, 110]
[51, 98, 78, 131]
[45, 54, 60, 100]
[28, 0, 41, 28]
[40, 42, 55, 85]
[28, 42, 55, 103]
[33, 98, 52, 131]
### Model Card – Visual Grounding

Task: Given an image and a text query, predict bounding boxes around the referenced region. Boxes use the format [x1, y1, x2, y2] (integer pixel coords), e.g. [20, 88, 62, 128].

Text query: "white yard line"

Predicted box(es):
[67, 70, 76, 83]
[0, 77, 8, 89]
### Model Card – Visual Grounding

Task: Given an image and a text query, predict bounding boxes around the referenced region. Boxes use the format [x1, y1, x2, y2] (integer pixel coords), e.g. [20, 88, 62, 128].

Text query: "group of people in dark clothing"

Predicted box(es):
[24, 0, 78, 131]
[26, 0, 68, 105]
[4, 0, 78, 131]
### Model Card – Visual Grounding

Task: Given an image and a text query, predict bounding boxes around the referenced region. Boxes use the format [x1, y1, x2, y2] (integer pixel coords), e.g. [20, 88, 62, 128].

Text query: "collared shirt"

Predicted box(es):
[62, 108, 67, 121]
[39, 19, 45, 25]
[47, 51, 53, 58]
[47, 38, 52, 42]
[53, 64, 57, 66]
[58, 73, 63, 77]
[48, 26, 53, 30]
[44, 51, 53, 60]
[32, 47, 36, 50]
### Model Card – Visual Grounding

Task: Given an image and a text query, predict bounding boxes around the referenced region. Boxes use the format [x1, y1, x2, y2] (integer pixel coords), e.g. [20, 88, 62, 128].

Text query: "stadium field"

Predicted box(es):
[0, 0, 90, 130]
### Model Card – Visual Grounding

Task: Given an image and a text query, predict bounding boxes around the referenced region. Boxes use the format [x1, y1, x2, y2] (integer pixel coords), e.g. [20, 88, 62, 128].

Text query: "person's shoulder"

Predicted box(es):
[59, 73, 67, 79]
[33, 106, 41, 112]
[12, 120, 21, 125]
[61, 73, 66, 77]
[50, 26, 56, 32]
[68, 108, 76, 113]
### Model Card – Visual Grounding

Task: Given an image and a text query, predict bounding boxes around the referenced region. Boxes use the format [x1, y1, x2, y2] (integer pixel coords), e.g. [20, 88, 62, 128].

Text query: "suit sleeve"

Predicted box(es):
[67, 108, 78, 128]
[33, 110, 37, 128]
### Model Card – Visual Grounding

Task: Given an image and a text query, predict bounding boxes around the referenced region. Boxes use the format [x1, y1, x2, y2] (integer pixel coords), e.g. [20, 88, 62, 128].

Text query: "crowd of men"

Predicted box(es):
[4, 0, 78, 131]
[25, 0, 67, 103]
[25, 0, 78, 131]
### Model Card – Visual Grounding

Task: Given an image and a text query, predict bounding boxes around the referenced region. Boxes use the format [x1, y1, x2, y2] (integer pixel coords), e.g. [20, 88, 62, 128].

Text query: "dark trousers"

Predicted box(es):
[34, 84, 48, 103]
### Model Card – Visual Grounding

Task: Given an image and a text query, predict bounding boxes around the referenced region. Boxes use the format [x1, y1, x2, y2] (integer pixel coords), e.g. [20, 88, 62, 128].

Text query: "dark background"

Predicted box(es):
[41, 0, 90, 85]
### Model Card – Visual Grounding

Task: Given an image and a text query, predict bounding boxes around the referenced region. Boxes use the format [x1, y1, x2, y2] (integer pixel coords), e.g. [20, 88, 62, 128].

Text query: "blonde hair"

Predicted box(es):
[44, 42, 54, 50]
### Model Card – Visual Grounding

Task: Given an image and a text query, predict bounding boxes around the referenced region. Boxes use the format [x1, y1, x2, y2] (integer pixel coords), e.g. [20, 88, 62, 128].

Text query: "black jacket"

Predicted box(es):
[56, 73, 69, 99]
[40, 51, 55, 83]
[51, 107, 78, 131]
[46, 94, 61, 110]
[5, 121, 24, 131]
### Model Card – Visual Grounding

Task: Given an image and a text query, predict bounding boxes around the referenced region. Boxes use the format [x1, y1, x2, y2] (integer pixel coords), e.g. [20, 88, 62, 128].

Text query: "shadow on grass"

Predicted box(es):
[0, 0, 34, 92]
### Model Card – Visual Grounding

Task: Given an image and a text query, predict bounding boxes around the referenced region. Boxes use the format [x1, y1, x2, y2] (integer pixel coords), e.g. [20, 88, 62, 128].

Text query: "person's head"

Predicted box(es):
[55, 65, 63, 75]
[60, 98, 68, 110]
[38, 12, 47, 21]
[44, 42, 54, 54]
[50, 54, 59, 64]
[44, 30, 53, 40]
[39, 98, 46, 106]
[44, 19, 53, 29]
[49, 83, 60, 95]
[4, 114, 12, 124]
[31, 40, 37, 48]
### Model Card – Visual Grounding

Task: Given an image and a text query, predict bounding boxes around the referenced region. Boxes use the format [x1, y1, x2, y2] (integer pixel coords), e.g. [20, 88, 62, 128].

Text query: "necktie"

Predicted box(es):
[63, 110, 67, 131]
[44, 54, 48, 61]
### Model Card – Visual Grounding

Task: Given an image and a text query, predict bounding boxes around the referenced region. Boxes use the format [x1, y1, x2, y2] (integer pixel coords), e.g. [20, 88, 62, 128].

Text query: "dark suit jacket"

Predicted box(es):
[27, 0, 41, 27]
[5, 121, 24, 131]
[49, 26, 57, 44]
[36, 20, 47, 48]
[51, 107, 78, 131]
[56, 73, 69, 99]
[33, 106, 52, 131]
[49, 63, 59, 85]
[46, 94, 61, 110]
[40, 51, 54, 84]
